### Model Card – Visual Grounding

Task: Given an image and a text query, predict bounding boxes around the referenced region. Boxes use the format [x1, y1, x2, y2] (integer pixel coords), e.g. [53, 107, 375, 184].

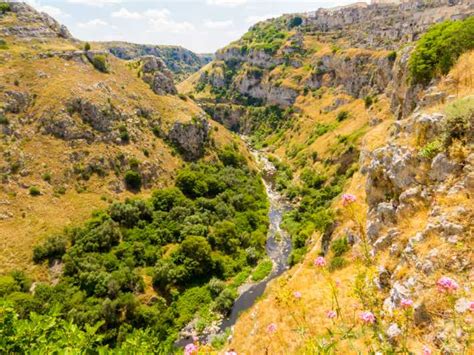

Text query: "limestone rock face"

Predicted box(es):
[365, 144, 420, 208]
[429, 153, 461, 182]
[168, 118, 210, 161]
[305, 53, 394, 98]
[3, 3, 72, 39]
[139, 56, 177, 95]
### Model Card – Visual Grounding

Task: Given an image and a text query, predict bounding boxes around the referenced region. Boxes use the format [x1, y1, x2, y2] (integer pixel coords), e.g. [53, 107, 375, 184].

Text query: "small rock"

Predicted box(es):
[414, 302, 432, 327]
[386, 323, 401, 339]
[455, 298, 471, 314]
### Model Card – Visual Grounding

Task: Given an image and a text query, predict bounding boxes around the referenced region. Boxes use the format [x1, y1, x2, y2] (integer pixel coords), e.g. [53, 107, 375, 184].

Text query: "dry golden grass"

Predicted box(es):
[0, 28, 246, 277]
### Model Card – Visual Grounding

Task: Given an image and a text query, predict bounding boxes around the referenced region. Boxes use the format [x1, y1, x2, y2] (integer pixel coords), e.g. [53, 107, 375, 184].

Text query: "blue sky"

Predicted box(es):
[26, 0, 356, 53]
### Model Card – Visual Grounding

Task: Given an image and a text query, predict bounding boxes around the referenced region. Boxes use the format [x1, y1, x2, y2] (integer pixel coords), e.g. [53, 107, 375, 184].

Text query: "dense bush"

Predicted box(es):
[91, 54, 109, 73]
[29, 186, 41, 196]
[288, 16, 303, 29]
[124, 170, 142, 190]
[0, 114, 8, 125]
[0, 2, 11, 14]
[331, 237, 350, 257]
[32, 235, 67, 263]
[409, 17, 474, 85]
[336, 110, 349, 122]
[3, 157, 268, 349]
[329, 256, 346, 272]
[443, 96, 474, 147]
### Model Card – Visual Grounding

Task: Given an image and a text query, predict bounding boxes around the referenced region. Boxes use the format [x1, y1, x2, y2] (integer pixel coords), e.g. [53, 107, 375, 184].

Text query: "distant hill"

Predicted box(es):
[97, 41, 213, 82]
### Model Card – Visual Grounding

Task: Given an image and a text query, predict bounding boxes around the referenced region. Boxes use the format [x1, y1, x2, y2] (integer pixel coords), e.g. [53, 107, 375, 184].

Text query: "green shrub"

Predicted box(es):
[0, 113, 8, 125]
[10, 270, 32, 292]
[251, 259, 273, 282]
[118, 125, 130, 143]
[331, 237, 350, 257]
[213, 288, 237, 315]
[336, 110, 349, 122]
[124, 170, 142, 190]
[0, 275, 20, 296]
[32, 235, 67, 263]
[42, 172, 52, 182]
[443, 96, 474, 147]
[91, 54, 109, 73]
[329, 256, 346, 272]
[84, 42, 91, 51]
[0, 2, 11, 14]
[29, 186, 41, 196]
[288, 16, 303, 29]
[364, 95, 373, 108]
[409, 17, 474, 85]
[419, 139, 443, 159]
[0, 38, 7, 50]
[387, 51, 397, 62]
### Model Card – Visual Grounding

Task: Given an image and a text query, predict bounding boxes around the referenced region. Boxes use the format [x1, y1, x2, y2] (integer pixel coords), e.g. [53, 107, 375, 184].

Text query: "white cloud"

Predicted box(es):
[26, 0, 68, 18]
[67, 0, 122, 7]
[111, 8, 142, 20]
[144, 9, 195, 34]
[204, 20, 233, 29]
[245, 14, 279, 24]
[206, 0, 247, 7]
[77, 18, 109, 28]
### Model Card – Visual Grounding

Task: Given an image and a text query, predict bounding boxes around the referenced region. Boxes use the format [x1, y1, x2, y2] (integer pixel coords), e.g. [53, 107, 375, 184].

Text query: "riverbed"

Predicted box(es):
[177, 146, 292, 347]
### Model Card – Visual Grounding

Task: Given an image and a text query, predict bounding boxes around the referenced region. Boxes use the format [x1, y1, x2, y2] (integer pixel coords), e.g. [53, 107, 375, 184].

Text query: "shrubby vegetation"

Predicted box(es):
[240, 21, 289, 55]
[1, 150, 269, 351]
[409, 16, 474, 85]
[91, 54, 109, 73]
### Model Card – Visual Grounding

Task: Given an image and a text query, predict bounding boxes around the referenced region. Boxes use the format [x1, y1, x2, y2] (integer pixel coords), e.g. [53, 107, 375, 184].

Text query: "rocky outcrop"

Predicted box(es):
[2, 3, 72, 39]
[306, 52, 394, 98]
[101, 42, 212, 81]
[4, 91, 32, 114]
[302, 1, 473, 50]
[139, 56, 177, 95]
[168, 117, 210, 161]
[216, 47, 284, 69]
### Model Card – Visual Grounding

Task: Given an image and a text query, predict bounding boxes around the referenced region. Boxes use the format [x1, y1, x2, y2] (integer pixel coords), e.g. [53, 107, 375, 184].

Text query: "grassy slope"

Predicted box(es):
[227, 51, 474, 354]
[0, 12, 246, 278]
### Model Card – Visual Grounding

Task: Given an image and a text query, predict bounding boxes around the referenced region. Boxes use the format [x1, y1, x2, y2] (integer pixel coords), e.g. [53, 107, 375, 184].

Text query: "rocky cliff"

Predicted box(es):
[99, 41, 212, 82]
[181, 1, 473, 353]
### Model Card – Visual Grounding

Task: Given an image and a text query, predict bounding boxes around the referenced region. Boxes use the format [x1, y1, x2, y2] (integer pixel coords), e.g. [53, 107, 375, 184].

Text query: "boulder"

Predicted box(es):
[429, 153, 461, 182]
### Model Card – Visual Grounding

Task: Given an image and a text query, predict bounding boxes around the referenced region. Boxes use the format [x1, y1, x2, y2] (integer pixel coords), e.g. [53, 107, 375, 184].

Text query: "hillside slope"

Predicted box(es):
[0, 2, 240, 277]
[181, 0, 474, 353]
[97, 41, 212, 82]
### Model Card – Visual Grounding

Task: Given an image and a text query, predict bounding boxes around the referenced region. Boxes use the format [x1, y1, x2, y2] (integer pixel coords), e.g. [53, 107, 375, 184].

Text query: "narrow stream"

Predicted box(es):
[218, 148, 292, 331]
[177, 146, 292, 347]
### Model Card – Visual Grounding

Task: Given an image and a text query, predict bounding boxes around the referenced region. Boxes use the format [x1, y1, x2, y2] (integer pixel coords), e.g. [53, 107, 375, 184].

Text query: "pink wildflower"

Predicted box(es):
[314, 256, 326, 267]
[341, 193, 356, 206]
[422, 345, 432, 355]
[225, 351, 238, 355]
[436, 276, 459, 293]
[400, 298, 414, 309]
[184, 343, 198, 355]
[470, 301, 474, 312]
[326, 310, 337, 319]
[293, 291, 302, 299]
[267, 323, 277, 333]
[359, 311, 376, 324]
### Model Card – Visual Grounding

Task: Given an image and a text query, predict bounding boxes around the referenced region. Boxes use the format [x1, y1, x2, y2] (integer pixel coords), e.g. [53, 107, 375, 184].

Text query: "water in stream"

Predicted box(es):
[177, 148, 292, 347]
